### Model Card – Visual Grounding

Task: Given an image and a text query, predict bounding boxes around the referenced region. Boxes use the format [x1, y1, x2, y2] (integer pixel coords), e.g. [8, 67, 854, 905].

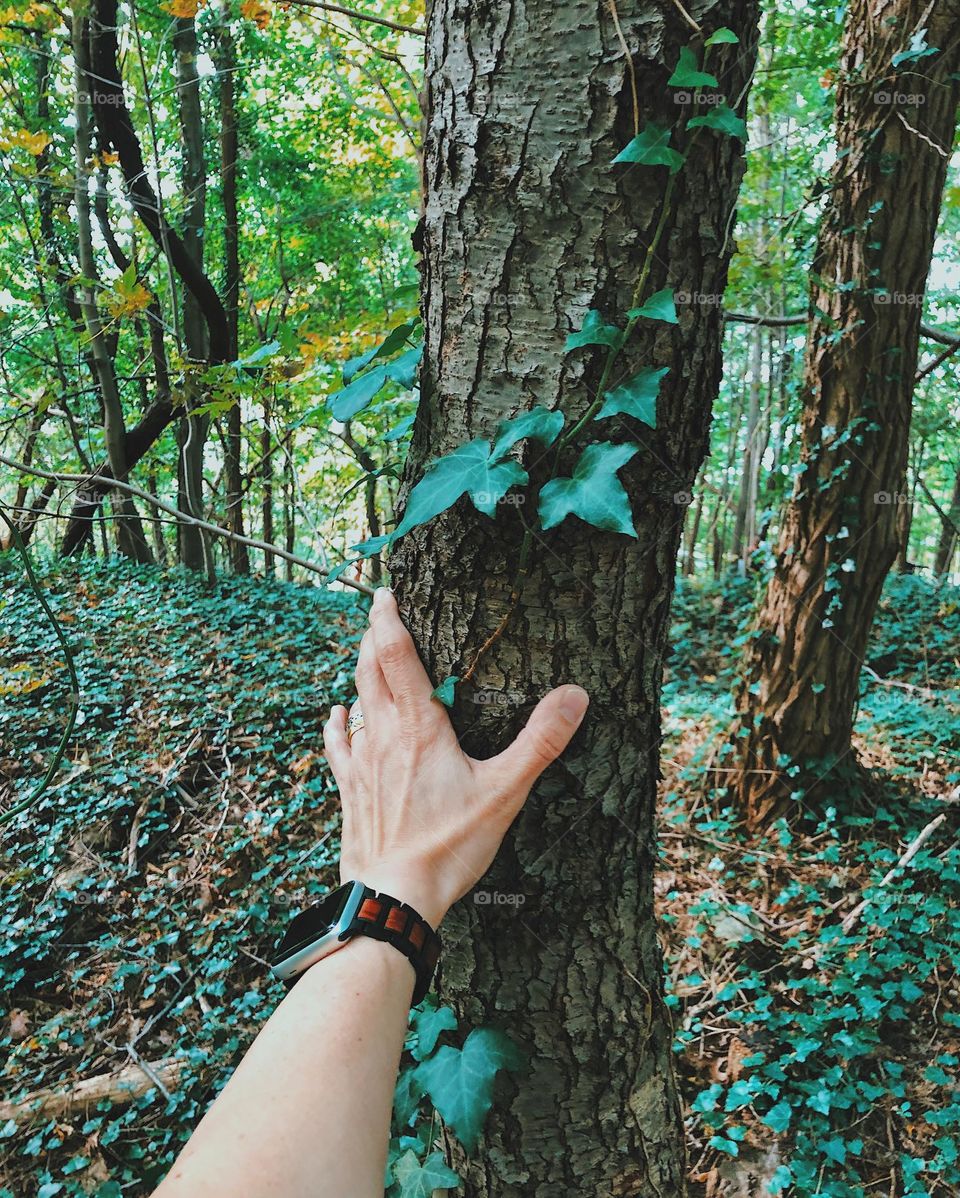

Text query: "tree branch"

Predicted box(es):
[0, 455, 373, 596]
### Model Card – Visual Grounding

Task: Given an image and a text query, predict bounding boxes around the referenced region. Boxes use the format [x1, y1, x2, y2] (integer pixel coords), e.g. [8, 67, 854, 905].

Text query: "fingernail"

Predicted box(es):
[372, 586, 393, 607]
[559, 686, 589, 725]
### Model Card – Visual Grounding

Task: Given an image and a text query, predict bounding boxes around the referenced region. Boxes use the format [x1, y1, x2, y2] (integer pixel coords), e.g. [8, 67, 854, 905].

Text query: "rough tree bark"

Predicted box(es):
[726, 0, 960, 827]
[389, 2, 759, 1193]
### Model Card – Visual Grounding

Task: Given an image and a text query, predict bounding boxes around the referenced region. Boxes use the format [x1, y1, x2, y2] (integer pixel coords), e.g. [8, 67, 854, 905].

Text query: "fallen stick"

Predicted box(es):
[0, 1056, 184, 1123]
[841, 812, 947, 934]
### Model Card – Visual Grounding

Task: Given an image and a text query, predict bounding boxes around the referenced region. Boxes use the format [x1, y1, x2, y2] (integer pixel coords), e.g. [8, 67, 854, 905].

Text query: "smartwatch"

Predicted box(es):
[270, 880, 441, 1006]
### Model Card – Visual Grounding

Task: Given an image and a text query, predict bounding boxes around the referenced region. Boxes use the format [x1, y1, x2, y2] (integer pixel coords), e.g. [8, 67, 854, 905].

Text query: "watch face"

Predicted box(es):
[272, 882, 358, 967]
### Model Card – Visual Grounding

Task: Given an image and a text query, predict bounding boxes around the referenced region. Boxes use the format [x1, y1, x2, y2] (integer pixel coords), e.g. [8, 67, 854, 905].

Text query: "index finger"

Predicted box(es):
[369, 588, 436, 711]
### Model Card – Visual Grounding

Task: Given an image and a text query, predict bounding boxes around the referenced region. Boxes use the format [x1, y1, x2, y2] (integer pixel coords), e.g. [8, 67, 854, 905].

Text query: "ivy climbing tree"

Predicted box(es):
[725, 0, 960, 828]
[363, 2, 761, 1193]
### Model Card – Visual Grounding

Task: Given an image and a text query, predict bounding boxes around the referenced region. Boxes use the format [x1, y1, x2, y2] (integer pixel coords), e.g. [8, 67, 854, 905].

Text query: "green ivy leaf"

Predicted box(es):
[411, 1028, 523, 1153]
[393, 1069, 420, 1129]
[667, 46, 719, 88]
[431, 676, 459, 707]
[490, 406, 565, 459]
[328, 365, 388, 421]
[769, 1165, 793, 1194]
[411, 1002, 458, 1060]
[348, 535, 390, 558]
[705, 27, 739, 45]
[392, 1150, 460, 1198]
[612, 123, 685, 173]
[565, 309, 624, 351]
[687, 103, 747, 140]
[595, 366, 668, 427]
[384, 413, 417, 442]
[628, 288, 678, 325]
[373, 320, 420, 362]
[538, 442, 640, 537]
[384, 344, 423, 390]
[762, 1101, 793, 1133]
[392, 440, 528, 539]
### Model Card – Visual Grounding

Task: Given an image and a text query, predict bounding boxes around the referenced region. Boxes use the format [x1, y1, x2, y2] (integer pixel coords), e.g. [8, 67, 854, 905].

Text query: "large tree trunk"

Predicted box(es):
[390, 3, 759, 1193]
[726, 0, 960, 827]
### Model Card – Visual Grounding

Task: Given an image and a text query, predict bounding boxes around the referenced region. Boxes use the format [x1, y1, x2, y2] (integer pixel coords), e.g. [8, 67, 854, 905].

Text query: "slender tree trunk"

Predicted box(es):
[390, 3, 759, 1193]
[726, 0, 960, 827]
[261, 394, 274, 576]
[934, 465, 960, 575]
[71, 18, 152, 564]
[174, 16, 213, 576]
[216, 16, 249, 574]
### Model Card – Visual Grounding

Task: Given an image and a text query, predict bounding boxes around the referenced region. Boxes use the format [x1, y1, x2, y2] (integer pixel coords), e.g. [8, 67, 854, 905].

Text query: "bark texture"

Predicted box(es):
[390, 3, 759, 1193]
[728, 0, 960, 827]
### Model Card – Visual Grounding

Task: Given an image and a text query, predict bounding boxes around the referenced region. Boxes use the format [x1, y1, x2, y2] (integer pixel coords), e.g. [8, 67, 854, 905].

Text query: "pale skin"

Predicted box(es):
[154, 587, 589, 1197]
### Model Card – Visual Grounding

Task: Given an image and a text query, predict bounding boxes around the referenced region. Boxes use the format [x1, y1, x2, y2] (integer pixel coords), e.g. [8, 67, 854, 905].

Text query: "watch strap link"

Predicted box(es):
[341, 887, 441, 1005]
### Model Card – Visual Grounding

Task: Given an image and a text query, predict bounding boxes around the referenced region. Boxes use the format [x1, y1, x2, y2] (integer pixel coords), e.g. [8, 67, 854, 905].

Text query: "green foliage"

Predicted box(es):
[538, 442, 640, 536]
[667, 46, 720, 88]
[612, 123, 685, 172]
[664, 573, 960, 1198]
[408, 1026, 523, 1153]
[595, 366, 668, 426]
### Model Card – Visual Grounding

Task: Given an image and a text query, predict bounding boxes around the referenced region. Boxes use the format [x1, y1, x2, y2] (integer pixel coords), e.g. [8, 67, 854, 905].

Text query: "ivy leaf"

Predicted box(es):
[490, 406, 565, 460]
[410, 1001, 458, 1060]
[612, 123, 685, 173]
[628, 288, 678, 325]
[392, 1150, 460, 1198]
[392, 440, 528, 539]
[348, 535, 390, 558]
[431, 676, 459, 707]
[328, 365, 387, 421]
[565, 309, 624, 351]
[762, 1102, 791, 1130]
[373, 320, 420, 362]
[538, 442, 640, 537]
[705, 27, 739, 45]
[384, 344, 423, 390]
[393, 1069, 420, 1129]
[667, 46, 719, 88]
[343, 345, 380, 384]
[411, 1028, 523, 1153]
[384, 413, 416, 442]
[688, 103, 747, 140]
[325, 558, 358, 584]
[595, 366, 668, 427]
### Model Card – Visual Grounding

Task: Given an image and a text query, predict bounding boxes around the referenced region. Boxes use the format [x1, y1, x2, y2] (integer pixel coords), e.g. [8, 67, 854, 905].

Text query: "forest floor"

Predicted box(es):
[0, 558, 958, 1198]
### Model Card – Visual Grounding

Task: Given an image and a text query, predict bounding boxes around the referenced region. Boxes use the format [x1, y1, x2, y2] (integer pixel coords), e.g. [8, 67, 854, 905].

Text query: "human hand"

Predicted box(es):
[322, 588, 589, 927]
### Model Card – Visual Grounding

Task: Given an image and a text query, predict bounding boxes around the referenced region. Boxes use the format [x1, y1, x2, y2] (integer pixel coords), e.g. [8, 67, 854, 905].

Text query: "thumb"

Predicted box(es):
[484, 685, 589, 799]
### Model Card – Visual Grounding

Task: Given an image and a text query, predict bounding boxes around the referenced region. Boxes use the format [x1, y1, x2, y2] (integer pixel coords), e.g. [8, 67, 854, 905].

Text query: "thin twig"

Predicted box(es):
[0, 455, 373, 596]
[841, 813, 947, 934]
[281, 0, 424, 36]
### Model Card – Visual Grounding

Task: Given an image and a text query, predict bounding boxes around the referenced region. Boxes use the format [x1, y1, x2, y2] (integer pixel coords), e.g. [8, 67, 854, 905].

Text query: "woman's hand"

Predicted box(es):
[323, 588, 589, 927]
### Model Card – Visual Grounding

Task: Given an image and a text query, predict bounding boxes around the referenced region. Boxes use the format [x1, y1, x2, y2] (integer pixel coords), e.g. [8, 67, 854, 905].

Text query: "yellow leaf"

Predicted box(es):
[0, 127, 51, 155]
[240, 0, 271, 28]
[161, 0, 202, 15]
[105, 276, 154, 318]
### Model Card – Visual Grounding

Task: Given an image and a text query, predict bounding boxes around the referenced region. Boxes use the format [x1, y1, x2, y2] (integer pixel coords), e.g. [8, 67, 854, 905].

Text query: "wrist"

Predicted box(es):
[342, 871, 448, 929]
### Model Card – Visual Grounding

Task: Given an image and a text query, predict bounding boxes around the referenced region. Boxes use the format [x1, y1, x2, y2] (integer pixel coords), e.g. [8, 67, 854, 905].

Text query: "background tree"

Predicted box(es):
[724, 0, 960, 826]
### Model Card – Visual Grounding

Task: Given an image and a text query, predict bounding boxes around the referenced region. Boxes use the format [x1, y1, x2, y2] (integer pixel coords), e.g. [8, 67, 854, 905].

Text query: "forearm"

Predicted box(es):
[155, 937, 413, 1198]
